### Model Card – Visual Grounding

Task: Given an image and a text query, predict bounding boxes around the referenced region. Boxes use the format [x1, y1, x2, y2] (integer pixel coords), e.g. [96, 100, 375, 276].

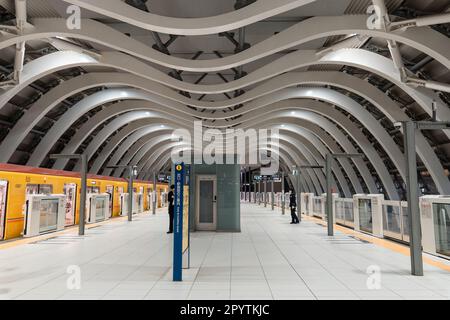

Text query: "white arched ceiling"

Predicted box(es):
[61, 0, 317, 35]
[2, 15, 447, 71]
[69, 107, 376, 195]
[0, 3, 448, 199]
[41, 99, 379, 190]
[3, 68, 446, 194]
[109, 131, 345, 197]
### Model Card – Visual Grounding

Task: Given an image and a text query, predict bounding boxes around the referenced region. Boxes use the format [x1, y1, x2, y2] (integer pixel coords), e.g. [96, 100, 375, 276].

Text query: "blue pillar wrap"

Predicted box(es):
[173, 163, 185, 281]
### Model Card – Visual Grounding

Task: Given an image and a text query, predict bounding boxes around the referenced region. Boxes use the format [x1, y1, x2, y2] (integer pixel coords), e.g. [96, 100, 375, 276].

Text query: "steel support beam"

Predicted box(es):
[281, 172, 285, 215]
[395, 120, 450, 276]
[258, 180, 261, 205]
[152, 172, 157, 215]
[264, 177, 267, 208]
[271, 178, 275, 211]
[402, 121, 424, 276]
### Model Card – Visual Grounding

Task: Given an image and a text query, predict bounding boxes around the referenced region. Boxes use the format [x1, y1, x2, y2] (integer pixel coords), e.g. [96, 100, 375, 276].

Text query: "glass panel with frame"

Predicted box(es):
[95, 197, 107, 221]
[345, 201, 354, 223]
[433, 203, 450, 257]
[402, 205, 409, 237]
[39, 199, 59, 233]
[383, 204, 401, 236]
[313, 198, 322, 216]
[359, 199, 373, 233]
[335, 200, 345, 222]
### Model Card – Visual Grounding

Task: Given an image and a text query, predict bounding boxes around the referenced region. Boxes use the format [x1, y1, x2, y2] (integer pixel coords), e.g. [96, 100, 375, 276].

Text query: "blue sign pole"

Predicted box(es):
[173, 163, 185, 282]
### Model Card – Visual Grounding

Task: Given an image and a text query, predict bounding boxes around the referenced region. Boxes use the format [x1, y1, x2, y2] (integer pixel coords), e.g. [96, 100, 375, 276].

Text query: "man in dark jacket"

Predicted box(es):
[289, 190, 300, 224]
[167, 185, 175, 234]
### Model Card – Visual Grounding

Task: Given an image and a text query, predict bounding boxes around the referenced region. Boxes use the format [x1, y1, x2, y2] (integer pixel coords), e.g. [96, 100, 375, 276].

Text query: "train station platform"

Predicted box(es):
[1, 204, 449, 300]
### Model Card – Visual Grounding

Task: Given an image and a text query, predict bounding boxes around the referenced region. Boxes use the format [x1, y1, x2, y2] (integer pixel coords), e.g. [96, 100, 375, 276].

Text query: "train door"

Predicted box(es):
[63, 183, 77, 226]
[0, 180, 8, 240]
[106, 186, 114, 218]
[434, 202, 450, 257]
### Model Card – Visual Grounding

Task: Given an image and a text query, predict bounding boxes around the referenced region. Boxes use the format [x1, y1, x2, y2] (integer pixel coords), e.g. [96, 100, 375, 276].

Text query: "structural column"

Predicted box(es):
[258, 180, 261, 205]
[326, 155, 333, 236]
[403, 121, 424, 276]
[271, 178, 275, 211]
[281, 172, 285, 215]
[264, 177, 267, 208]
[79, 154, 87, 235]
[152, 172, 157, 215]
[127, 166, 134, 222]
[297, 169, 302, 222]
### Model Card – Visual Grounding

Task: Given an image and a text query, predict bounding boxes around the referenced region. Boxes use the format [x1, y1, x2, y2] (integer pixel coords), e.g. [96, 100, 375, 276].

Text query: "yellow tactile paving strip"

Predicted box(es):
[303, 214, 450, 273]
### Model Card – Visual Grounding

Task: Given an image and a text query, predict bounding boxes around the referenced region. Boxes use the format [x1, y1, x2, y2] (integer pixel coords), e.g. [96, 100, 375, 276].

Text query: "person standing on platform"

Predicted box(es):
[167, 185, 175, 234]
[289, 190, 300, 224]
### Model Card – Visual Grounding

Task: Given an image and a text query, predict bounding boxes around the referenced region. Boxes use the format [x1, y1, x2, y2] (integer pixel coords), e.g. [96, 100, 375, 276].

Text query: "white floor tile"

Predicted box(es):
[0, 205, 448, 301]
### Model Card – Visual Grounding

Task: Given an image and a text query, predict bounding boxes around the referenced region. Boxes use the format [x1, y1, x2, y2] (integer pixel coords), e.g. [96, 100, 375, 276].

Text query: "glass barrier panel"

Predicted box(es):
[39, 199, 59, 233]
[433, 203, 450, 257]
[383, 204, 401, 235]
[402, 205, 409, 237]
[313, 198, 322, 215]
[359, 199, 373, 233]
[344, 201, 354, 222]
[96, 198, 106, 220]
[335, 200, 345, 221]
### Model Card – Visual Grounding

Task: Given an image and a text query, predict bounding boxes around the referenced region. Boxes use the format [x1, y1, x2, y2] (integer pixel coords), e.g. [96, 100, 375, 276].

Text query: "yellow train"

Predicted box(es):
[0, 164, 169, 240]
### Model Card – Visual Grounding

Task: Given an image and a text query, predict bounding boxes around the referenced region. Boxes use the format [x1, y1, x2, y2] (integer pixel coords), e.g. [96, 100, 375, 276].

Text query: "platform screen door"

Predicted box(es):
[434, 203, 450, 257]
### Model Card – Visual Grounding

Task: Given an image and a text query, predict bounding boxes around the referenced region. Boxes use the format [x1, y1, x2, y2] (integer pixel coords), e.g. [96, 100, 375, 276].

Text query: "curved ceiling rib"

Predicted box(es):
[3, 15, 446, 73]
[94, 119, 371, 194]
[12, 75, 445, 194]
[61, 0, 317, 35]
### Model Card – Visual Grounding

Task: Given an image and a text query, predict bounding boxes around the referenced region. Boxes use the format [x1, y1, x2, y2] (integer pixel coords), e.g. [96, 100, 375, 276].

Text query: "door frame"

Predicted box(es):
[195, 175, 217, 231]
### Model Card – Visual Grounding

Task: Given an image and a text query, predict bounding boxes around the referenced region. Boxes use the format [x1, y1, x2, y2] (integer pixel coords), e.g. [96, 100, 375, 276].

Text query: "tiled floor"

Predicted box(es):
[0, 203, 449, 300]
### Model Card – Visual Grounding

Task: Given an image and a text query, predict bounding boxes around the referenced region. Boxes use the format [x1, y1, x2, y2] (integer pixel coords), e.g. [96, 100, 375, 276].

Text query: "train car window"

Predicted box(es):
[26, 184, 39, 195]
[39, 185, 53, 195]
[87, 186, 100, 194]
[26, 184, 53, 195]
